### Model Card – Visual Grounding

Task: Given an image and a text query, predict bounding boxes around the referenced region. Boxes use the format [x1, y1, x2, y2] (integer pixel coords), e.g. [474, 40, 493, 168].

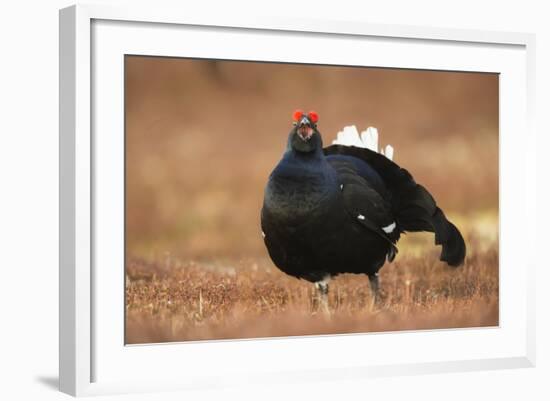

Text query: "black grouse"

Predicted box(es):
[260, 110, 466, 311]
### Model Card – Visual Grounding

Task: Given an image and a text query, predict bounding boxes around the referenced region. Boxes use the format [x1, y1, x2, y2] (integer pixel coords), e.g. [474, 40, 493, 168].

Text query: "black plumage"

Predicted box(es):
[261, 111, 466, 307]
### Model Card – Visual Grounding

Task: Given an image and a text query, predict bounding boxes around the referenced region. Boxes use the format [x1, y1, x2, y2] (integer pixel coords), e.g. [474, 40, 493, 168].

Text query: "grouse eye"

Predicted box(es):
[308, 111, 319, 124]
[292, 109, 304, 122]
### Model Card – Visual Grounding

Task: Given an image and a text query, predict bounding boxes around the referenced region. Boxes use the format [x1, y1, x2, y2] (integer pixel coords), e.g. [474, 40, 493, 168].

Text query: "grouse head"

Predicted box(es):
[288, 109, 322, 154]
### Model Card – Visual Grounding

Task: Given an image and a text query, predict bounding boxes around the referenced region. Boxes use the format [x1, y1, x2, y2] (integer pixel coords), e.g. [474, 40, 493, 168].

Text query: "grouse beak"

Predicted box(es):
[297, 116, 314, 141]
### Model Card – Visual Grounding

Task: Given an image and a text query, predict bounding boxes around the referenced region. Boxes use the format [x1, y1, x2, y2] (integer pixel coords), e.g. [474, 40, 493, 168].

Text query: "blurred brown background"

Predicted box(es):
[125, 56, 498, 262]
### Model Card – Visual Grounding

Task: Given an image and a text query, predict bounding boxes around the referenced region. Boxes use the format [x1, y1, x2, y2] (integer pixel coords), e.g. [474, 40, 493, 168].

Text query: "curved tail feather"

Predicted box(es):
[396, 185, 466, 266]
[324, 144, 466, 267]
[431, 208, 466, 266]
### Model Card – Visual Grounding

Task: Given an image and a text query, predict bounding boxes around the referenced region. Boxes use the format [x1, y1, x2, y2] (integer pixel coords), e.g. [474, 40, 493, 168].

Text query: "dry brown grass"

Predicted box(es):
[125, 233, 498, 344]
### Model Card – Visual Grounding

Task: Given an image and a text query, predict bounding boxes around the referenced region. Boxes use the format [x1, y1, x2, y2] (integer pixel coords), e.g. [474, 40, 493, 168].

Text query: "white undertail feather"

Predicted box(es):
[360, 126, 378, 152]
[384, 145, 394, 161]
[334, 126, 363, 147]
[332, 125, 394, 161]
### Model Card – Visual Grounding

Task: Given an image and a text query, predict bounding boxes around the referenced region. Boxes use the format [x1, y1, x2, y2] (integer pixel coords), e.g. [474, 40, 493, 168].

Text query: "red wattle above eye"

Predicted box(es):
[292, 109, 304, 122]
[308, 111, 319, 123]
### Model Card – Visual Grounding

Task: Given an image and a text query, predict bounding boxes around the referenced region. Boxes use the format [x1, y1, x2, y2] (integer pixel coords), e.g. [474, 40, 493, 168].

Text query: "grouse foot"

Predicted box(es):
[368, 273, 381, 307]
[314, 277, 331, 316]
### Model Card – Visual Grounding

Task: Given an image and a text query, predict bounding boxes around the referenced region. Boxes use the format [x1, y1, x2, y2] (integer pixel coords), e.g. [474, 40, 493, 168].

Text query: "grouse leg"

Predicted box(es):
[368, 273, 380, 306]
[314, 277, 331, 316]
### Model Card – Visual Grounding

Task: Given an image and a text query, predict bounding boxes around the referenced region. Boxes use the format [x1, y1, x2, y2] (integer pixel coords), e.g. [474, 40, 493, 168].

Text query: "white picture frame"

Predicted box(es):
[59, 4, 536, 397]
